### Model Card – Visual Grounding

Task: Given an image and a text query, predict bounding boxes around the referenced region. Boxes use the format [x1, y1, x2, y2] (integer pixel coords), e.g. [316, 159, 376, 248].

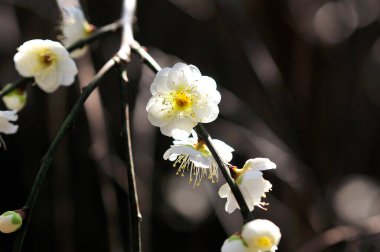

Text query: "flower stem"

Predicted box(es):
[66, 20, 122, 53]
[131, 44, 254, 223]
[0, 78, 32, 98]
[118, 64, 142, 252]
[12, 58, 118, 252]
[131, 41, 162, 72]
[0, 20, 122, 99]
[194, 124, 254, 222]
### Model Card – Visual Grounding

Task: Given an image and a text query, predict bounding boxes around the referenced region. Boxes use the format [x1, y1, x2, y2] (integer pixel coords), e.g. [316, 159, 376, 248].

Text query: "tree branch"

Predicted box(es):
[12, 57, 118, 252]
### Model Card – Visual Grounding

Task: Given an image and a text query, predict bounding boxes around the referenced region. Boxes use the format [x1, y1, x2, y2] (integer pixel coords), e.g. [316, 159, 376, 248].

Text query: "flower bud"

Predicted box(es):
[1, 84, 27, 111]
[0, 210, 23, 233]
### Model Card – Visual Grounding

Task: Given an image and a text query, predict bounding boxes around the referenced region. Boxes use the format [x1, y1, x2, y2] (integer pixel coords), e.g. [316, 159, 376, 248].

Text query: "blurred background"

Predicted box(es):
[0, 0, 380, 251]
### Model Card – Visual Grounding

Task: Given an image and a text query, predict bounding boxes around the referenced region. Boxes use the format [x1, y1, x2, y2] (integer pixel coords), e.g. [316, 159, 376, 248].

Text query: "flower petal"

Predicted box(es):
[221, 238, 248, 252]
[243, 158, 276, 171]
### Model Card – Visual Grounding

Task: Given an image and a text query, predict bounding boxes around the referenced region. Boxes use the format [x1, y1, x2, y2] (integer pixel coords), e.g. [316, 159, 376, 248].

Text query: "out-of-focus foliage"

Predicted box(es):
[0, 0, 379, 251]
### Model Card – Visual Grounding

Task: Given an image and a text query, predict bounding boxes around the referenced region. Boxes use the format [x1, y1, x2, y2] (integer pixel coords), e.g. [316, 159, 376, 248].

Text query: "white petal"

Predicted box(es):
[226, 194, 239, 213]
[35, 68, 61, 93]
[188, 64, 201, 79]
[14, 50, 39, 77]
[243, 158, 276, 171]
[0, 110, 18, 121]
[170, 128, 192, 140]
[241, 169, 263, 182]
[242, 219, 281, 250]
[221, 238, 248, 252]
[150, 67, 171, 95]
[58, 58, 78, 86]
[167, 63, 195, 89]
[212, 139, 234, 162]
[218, 183, 231, 198]
[0, 120, 18, 134]
[0, 110, 18, 134]
[198, 75, 217, 90]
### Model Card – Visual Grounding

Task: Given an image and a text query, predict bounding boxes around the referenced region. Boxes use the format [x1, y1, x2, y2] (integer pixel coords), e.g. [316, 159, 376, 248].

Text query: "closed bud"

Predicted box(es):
[2, 84, 27, 111]
[0, 210, 23, 234]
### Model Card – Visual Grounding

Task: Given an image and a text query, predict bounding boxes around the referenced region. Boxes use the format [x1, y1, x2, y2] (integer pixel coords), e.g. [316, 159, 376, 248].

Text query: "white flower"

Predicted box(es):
[218, 158, 276, 213]
[60, 7, 94, 57]
[146, 63, 221, 140]
[164, 131, 234, 186]
[14, 39, 78, 93]
[1, 84, 27, 111]
[221, 235, 248, 252]
[0, 110, 18, 149]
[241, 219, 281, 252]
[0, 211, 23, 234]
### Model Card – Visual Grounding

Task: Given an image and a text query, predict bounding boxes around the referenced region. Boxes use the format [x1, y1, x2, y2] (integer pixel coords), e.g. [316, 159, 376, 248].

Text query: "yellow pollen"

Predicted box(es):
[174, 91, 191, 110]
[254, 235, 273, 249]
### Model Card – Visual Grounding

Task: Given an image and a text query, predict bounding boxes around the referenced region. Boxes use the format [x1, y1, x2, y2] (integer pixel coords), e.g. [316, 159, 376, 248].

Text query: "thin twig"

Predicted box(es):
[131, 42, 162, 72]
[66, 20, 122, 52]
[117, 0, 142, 251]
[119, 64, 142, 252]
[131, 44, 254, 223]
[297, 215, 380, 252]
[77, 53, 125, 252]
[0, 78, 32, 99]
[12, 58, 118, 252]
[194, 124, 254, 222]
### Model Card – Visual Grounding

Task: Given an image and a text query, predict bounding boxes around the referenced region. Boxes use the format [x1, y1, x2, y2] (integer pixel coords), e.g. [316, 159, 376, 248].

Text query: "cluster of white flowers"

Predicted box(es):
[146, 63, 281, 250]
[0, 211, 23, 234]
[221, 219, 281, 252]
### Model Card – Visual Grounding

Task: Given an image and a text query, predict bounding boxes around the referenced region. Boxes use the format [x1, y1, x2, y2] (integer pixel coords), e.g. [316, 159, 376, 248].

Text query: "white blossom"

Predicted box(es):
[0, 110, 18, 149]
[221, 219, 281, 252]
[146, 63, 221, 140]
[221, 235, 248, 252]
[0, 211, 23, 234]
[14, 39, 78, 93]
[1, 84, 27, 111]
[218, 158, 276, 213]
[60, 7, 94, 57]
[241, 219, 281, 252]
[164, 131, 234, 186]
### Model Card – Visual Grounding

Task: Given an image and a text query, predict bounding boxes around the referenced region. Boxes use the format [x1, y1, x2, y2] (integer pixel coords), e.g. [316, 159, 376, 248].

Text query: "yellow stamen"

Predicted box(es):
[174, 90, 192, 110]
[254, 235, 273, 249]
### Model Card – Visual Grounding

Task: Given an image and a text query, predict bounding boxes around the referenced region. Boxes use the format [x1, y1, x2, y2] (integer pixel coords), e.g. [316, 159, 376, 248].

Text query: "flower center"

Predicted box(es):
[253, 235, 273, 250]
[39, 50, 55, 66]
[173, 90, 192, 110]
[193, 140, 211, 157]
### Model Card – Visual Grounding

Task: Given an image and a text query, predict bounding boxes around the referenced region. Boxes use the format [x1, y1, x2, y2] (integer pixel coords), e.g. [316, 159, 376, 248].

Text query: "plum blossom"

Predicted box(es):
[146, 63, 221, 140]
[60, 7, 94, 57]
[14, 39, 78, 93]
[219, 158, 276, 213]
[1, 84, 27, 111]
[164, 131, 234, 186]
[221, 219, 281, 252]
